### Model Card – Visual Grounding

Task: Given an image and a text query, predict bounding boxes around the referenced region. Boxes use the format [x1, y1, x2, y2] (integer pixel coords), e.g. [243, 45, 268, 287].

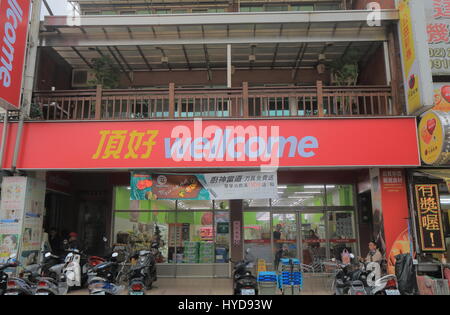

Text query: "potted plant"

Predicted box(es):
[89, 55, 121, 89]
[327, 49, 360, 114]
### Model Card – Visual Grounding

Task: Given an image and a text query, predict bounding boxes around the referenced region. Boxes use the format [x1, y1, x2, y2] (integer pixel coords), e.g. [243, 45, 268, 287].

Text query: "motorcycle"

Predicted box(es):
[333, 255, 369, 295]
[63, 248, 88, 289]
[0, 255, 18, 295]
[34, 252, 68, 296]
[127, 265, 146, 295]
[87, 252, 125, 295]
[4, 257, 39, 296]
[231, 249, 258, 295]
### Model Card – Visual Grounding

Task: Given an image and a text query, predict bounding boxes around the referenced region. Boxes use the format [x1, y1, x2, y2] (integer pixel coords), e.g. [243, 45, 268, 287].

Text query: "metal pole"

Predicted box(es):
[0, 112, 9, 170]
[11, 113, 25, 173]
[227, 44, 232, 88]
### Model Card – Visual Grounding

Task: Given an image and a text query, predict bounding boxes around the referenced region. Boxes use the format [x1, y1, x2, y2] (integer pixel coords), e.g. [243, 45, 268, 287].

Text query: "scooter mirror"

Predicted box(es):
[331, 258, 336, 262]
[349, 254, 355, 259]
[112, 252, 119, 258]
[45, 252, 52, 258]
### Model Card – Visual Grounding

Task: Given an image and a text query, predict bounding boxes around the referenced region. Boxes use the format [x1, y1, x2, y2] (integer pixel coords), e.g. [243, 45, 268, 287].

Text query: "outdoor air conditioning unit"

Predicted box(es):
[72, 69, 96, 88]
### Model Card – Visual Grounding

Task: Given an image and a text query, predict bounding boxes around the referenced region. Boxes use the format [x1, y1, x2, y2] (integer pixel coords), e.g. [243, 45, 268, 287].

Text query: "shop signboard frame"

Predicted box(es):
[0, 118, 421, 170]
[414, 184, 447, 252]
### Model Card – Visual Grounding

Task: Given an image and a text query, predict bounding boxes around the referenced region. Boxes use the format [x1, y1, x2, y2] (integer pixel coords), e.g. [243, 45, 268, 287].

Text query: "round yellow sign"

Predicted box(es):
[419, 111, 446, 165]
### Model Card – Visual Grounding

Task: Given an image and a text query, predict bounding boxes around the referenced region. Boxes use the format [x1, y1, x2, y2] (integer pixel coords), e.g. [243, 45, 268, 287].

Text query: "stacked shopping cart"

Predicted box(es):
[257, 271, 278, 295]
[278, 258, 303, 295]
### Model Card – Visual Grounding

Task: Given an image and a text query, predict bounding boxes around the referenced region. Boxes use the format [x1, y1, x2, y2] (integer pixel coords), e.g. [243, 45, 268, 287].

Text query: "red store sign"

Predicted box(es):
[0, 118, 420, 170]
[0, 0, 32, 109]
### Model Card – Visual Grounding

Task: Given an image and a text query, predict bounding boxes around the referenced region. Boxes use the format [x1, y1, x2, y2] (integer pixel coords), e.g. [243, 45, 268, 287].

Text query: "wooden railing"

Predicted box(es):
[32, 81, 396, 121]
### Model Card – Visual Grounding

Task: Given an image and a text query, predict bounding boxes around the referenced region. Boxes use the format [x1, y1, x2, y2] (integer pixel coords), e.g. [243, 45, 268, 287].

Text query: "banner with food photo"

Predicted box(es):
[433, 83, 450, 112]
[130, 171, 278, 201]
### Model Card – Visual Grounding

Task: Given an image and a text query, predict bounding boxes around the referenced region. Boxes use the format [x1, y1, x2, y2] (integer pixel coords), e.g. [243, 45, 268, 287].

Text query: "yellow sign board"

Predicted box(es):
[419, 111, 448, 165]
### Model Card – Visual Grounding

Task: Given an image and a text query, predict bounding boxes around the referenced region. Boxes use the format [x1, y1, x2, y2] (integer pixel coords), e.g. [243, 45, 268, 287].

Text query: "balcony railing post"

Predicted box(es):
[317, 81, 324, 117]
[169, 82, 175, 119]
[95, 85, 103, 120]
[242, 82, 249, 118]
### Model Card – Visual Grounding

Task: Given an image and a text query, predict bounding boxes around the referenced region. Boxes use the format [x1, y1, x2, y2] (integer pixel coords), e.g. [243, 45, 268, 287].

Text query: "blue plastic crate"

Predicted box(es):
[280, 258, 300, 265]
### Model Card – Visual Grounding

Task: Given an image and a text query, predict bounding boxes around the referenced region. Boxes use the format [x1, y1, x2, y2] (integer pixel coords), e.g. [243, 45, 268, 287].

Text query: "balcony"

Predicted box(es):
[32, 82, 396, 121]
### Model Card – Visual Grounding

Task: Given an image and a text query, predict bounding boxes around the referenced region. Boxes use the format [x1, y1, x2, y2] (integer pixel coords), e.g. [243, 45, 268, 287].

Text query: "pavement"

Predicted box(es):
[67, 277, 331, 295]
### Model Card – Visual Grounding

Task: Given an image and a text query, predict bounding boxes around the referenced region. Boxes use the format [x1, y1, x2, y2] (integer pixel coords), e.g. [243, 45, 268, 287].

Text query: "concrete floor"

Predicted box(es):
[67, 277, 332, 295]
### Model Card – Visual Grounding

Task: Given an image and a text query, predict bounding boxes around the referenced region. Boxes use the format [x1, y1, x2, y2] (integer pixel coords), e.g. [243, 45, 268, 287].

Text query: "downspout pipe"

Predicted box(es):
[0, 112, 9, 171]
[11, 112, 25, 174]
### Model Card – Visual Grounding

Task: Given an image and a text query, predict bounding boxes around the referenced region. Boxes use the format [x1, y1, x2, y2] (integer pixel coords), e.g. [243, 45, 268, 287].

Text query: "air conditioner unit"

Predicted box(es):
[72, 69, 96, 88]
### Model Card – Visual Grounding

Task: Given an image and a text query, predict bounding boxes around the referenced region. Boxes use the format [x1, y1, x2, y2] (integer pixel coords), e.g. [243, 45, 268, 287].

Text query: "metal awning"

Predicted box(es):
[39, 10, 398, 71]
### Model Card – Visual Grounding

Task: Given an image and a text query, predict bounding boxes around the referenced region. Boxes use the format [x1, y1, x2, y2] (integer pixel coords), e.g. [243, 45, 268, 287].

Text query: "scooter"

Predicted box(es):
[333, 255, 369, 295]
[63, 248, 88, 289]
[34, 252, 68, 295]
[127, 265, 146, 295]
[4, 257, 39, 296]
[370, 274, 401, 295]
[231, 249, 258, 295]
[0, 255, 18, 295]
[87, 252, 125, 295]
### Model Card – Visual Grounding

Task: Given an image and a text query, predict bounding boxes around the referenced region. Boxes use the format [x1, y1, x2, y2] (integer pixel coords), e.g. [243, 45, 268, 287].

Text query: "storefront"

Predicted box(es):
[0, 117, 421, 278]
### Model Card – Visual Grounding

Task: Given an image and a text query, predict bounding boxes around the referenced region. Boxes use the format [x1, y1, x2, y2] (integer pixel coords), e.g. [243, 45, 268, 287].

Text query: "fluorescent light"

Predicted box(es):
[127, 187, 131, 190]
[303, 185, 324, 189]
[294, 191, 322, 194]
[277, 185, 287, 189]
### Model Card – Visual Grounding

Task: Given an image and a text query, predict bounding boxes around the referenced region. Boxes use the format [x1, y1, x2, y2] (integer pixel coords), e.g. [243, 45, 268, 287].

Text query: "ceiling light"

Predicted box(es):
[303, 185, 325, 189]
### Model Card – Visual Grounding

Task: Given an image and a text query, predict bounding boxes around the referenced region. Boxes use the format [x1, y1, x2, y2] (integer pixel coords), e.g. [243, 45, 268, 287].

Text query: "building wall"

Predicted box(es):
[352, 0, 395, 9]
[358, 45, 387, 85]
[35, 48, 73, 91]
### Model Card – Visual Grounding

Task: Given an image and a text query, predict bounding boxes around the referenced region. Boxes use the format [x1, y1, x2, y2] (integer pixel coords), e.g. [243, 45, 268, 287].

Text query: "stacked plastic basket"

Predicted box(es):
[278, 258, 302, 295]
[257, 271, 278, 295]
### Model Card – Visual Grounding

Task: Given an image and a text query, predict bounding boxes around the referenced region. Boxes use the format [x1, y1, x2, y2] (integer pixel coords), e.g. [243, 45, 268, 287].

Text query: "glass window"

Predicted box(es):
[175, 211, 214, 264]
[177, 200, 213, 210]
[265, 5, 288, 12]
[114, 211, 171, 262]
[215, 211, 230, 263]
[243, 212, 272, 264]
[326, 185, 354, 206]
[114, 186, 176, 211]
[291, 5, 314, 11]
[156, 9, 171, 14]
[120, 11, 136, 15]
[243, 199, 270, 208]
[273, 185, 325, 207]
[214, 200, 229, 210]
[101, 11, 116, 15]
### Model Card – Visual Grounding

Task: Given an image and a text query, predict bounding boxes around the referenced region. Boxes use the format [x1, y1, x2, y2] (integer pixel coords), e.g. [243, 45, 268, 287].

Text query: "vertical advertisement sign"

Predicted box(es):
[0, 176, 45, 265]
[0, 0, 32, 109]
[370, 169, 411, 274]
[414, 184, 446, 252]
[397, 0, 434, 115]
[0, 176, 26, 263]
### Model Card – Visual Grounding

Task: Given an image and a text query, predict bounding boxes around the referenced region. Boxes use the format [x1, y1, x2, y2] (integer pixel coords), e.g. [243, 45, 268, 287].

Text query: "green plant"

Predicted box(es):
[327, 49, 360, 86]
[89, 56, 121, 89]
[29, 103, 43, 119]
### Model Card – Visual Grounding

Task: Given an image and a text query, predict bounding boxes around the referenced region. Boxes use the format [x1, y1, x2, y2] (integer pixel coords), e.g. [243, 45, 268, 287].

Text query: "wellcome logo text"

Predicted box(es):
[164, 121, 319, 166]
[91, 122, 319, 167]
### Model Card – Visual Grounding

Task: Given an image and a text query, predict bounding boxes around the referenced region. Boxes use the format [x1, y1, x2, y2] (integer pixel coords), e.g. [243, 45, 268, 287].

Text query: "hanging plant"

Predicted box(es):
[89, 56, 121, 89]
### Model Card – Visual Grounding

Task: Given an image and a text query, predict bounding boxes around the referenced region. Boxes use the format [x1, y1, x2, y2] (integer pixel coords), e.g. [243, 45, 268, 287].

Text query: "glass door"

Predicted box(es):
[272, 212, 298, 270]
[300, 212, 327, 267]
[327, 211, 358, 260]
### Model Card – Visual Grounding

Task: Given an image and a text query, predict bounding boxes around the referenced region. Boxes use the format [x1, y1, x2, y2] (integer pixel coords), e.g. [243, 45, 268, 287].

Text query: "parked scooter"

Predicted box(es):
[333, 255, 368, 295]
[87, 252, 125, 295]
[0, 255, 18, 295]
[127, 265, 146, 295]
[34, 252, 68, 295]
[230, 249, 258, 295]
[63, 248, 88, 289]
[3, 255, 39, 296]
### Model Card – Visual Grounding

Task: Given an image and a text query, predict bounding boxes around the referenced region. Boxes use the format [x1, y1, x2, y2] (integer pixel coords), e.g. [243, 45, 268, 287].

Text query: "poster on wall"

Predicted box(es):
[370, 169, 411, 275]
[130, 171, 278, 201]
[414, 184, 446, 252]
[0, 177, 27, 263]
[0, 177, 45, 265]
[418, 110, 450, 165]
